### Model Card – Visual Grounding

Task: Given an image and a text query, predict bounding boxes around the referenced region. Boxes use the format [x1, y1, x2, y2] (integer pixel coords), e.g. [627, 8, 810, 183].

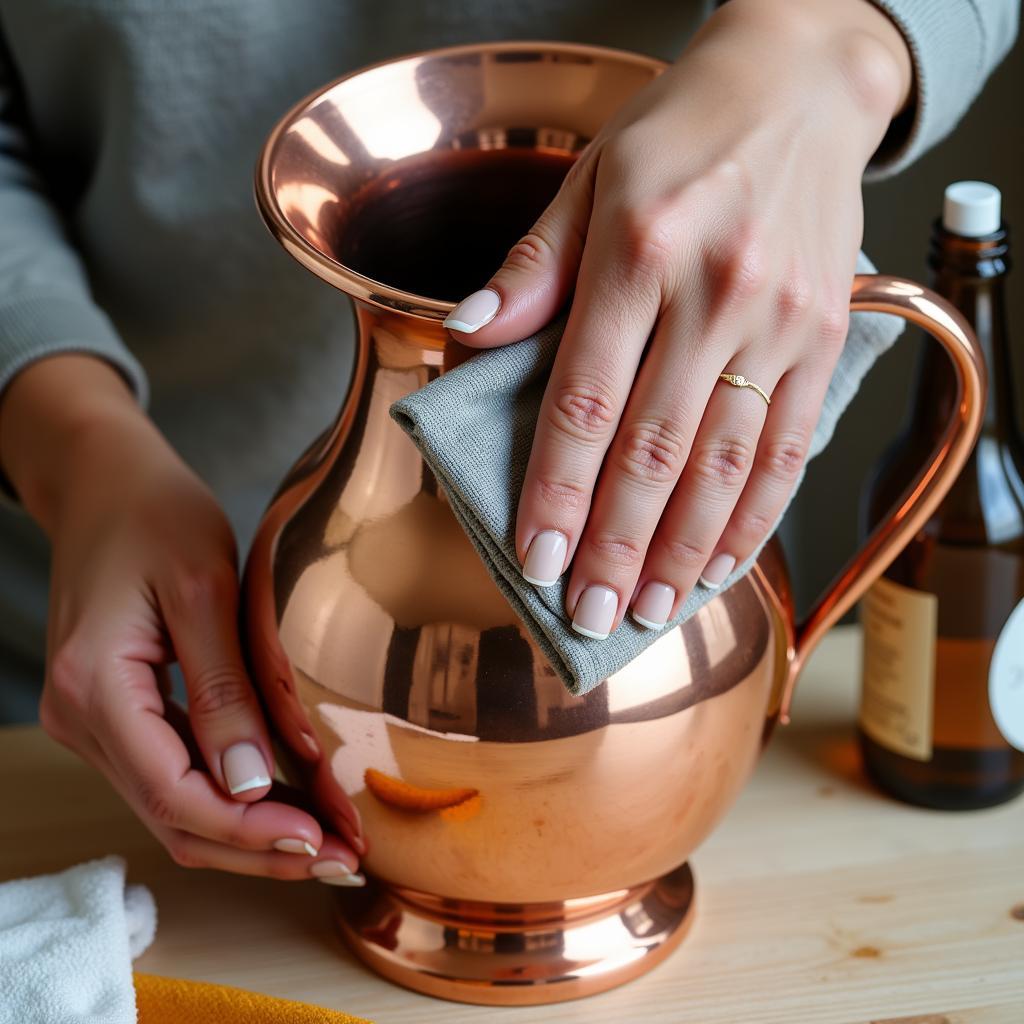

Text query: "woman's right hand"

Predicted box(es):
[0, 354, 365, 883]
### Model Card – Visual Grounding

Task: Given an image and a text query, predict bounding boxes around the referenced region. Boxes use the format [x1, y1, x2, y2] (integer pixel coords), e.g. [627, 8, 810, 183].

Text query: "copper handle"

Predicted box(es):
[778, 273, 986, 723]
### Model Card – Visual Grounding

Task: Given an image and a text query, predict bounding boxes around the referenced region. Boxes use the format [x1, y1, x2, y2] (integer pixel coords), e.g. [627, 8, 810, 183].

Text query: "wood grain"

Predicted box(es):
[2, 627, 1022, 1023]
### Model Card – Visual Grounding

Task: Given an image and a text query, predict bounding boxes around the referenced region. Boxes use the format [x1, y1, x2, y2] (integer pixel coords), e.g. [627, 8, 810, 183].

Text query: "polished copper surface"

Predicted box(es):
[335, 866, 695, 1005]
[244, 41, 985, 1004]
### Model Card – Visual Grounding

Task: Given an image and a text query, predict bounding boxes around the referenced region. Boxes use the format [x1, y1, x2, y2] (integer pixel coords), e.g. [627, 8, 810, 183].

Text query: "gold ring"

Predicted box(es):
[718, 373, 771, 406]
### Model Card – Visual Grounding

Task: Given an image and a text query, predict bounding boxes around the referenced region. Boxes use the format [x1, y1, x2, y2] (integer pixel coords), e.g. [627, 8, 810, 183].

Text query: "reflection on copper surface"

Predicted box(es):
[287, 117, 352, 166]
[244, 40, 985, 1005]
[336, 866, 696, 1005]
[338, 64, 444, 160]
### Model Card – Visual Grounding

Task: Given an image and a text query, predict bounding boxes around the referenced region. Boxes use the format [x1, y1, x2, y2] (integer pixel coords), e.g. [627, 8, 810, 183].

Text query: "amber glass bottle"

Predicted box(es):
[860, 182, 1024, 810]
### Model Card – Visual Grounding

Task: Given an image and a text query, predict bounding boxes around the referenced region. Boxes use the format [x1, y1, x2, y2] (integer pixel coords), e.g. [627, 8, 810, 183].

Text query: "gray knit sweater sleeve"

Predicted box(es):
[0, 40, 147, 408]
[0, 3, 1017, 416]
[867, 0, 1019, 178]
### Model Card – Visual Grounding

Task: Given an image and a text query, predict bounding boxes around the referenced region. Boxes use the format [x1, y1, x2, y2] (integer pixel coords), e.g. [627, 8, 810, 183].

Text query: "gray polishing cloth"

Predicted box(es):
[390, 253, 903, 694]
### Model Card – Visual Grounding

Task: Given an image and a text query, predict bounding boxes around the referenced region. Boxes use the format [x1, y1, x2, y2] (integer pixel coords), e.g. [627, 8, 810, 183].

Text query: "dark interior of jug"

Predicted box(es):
[335, 146, 578, 301]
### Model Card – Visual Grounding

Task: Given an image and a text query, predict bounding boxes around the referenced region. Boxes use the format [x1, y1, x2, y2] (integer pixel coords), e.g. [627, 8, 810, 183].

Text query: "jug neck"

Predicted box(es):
[353, 301, 475, 374]
[358, 302, 439, 359]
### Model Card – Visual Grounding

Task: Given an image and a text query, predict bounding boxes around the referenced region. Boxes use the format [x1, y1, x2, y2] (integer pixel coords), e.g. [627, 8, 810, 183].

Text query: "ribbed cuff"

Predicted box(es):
[0, 292, 149, 503]
[0, 292, 148, 404]
[865, 0, 986, 180]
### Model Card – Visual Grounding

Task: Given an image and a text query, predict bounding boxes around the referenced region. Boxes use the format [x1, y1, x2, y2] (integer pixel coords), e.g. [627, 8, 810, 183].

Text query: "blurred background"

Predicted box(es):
[782, 32, 1023, 618]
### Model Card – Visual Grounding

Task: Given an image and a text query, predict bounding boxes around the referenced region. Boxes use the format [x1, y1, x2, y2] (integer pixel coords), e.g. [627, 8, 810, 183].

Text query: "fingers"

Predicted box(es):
[701, 365, 827, 580]
[443, 149, 596, 345]
[555, 304, 716, 636]
[43, 575, 368, 881]
[104, 702, 361, 882]
[91, 655, 335, 856]
[513, 204, 666, 590]
[623, 358, 780, 628]
[563, 308, 777, 634]
[54, 646, 366, 881]
[157, 562, 274, 802]
[151, 826, 364, 884]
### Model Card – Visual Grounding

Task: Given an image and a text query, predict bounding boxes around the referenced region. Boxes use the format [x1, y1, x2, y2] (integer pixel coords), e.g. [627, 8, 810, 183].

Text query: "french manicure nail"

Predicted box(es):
[571, 585, 618, 640]
[222, 742, 272, 795]
[443, 288, 501, 334]
[273, 838, 319, 857]
[522, 530, 568, 586]
[311, 860, 366, 887]
[699, 553, 737, 590]
[632, 581, 676, 630]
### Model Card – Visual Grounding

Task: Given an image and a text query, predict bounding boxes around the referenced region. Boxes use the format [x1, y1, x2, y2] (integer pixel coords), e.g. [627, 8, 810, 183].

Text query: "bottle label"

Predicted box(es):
[989, 598, 1024, 753]
[860, 576, 938, 761]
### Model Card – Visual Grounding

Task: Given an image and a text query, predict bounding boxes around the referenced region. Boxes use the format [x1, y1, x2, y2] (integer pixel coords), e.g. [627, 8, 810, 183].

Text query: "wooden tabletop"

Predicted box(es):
[2, 625, 1022, 1023]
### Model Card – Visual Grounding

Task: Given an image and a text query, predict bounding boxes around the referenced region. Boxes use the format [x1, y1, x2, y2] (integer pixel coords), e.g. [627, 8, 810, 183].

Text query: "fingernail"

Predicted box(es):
[571, 585, 618, 640]
[222, 742, 272, 795]
[699, 553, 737, 590]
[522, 530, 568, 586]
[274, 838, 319, 857]
[311, 860, 366, 887]
[443, 288, 501, 334]
[632, 581, 676, 630]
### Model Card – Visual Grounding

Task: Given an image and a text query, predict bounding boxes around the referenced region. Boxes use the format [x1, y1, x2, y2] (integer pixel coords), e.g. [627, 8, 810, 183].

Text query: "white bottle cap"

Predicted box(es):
[942, 181, 1001, 237]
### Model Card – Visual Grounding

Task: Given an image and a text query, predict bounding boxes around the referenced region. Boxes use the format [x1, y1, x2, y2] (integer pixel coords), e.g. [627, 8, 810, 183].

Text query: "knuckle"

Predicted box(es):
[221, 820, 250, 851]
[654, 536, 710, 573]
[581, 531, 646, 571]
[690, 437, 754, 489]
[775, 275, 812, 325]
[533, 474, 589, 514]
[615, 201, 676, 280]
[761, 434, 808, 481]
[47, 640, 88, 709]
[818, 305, 850, 349]
[705, 237, 766, 309]
[173, 561, 237, 613]
[708, 159, 753, 198]
[166, 837, 202, 870]
[547, 375, 619, 444]
[139, 781, 179, 829]
[503, 227, 554, 272]
[265, 857, 300, 881]
[616, 418, 688, 484]
[730, 507, 775, 543]
[188, 665, 252, 720]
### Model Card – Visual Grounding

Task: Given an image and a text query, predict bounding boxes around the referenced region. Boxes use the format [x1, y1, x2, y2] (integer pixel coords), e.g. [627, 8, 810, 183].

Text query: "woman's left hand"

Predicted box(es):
[445, 0, 911, 637]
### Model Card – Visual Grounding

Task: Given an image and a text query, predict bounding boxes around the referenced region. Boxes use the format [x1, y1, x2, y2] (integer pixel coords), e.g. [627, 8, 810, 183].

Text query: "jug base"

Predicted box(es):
[333, 863, 695, 1005]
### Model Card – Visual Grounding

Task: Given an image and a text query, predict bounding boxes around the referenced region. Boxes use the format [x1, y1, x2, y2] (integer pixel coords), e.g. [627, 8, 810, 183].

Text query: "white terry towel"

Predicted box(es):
[0, 856, 156, 1024]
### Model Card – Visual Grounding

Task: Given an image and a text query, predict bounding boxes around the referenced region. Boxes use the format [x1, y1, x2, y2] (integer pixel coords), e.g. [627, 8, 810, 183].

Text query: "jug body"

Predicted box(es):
[244, 301, 793, 902]
[244, 41, 984, 1005]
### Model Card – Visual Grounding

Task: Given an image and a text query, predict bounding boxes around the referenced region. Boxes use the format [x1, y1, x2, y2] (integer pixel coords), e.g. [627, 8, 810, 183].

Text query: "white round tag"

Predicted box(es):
[990, 598, 1024, 753]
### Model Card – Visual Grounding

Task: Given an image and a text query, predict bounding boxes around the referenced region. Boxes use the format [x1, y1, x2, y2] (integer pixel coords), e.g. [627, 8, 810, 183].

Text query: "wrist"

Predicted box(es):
[695, 0, 912, 162]
[0, 355, 160, 533]
[830, 18, 913, 128]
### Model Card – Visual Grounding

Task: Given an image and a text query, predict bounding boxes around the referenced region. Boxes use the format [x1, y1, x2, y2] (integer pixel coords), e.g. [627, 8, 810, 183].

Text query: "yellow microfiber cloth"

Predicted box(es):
[134, 973, 373, 1024]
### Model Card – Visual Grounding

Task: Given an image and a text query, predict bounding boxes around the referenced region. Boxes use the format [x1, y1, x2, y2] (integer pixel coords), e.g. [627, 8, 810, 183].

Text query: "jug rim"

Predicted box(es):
[254, 39, 666, 320]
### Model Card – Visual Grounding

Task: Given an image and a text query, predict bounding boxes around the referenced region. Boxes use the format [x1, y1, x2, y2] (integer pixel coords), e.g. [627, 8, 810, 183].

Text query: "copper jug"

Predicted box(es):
[243, 42, 984, 1006]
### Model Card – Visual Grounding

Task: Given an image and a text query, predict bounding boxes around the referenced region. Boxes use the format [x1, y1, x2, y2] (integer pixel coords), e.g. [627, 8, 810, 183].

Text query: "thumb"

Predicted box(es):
[160, 562, 275, 802]
[444, 155, 595, 348]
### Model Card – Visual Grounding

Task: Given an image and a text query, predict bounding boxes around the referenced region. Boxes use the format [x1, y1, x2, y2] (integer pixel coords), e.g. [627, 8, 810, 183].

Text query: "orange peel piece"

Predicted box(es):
[440, 794, 482, 823]
[364, 768, 478, 813]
